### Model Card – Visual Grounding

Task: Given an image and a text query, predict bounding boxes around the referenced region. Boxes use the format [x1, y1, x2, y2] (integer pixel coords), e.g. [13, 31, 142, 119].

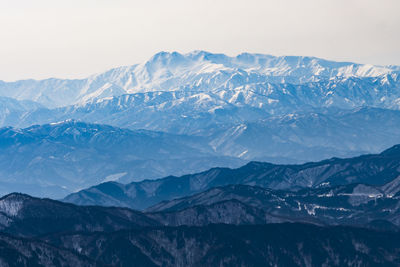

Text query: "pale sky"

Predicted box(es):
[0, 0, 399, 81]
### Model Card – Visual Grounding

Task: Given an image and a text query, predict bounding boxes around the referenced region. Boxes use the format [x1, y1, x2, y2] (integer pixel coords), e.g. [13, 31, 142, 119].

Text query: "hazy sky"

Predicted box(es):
[0, 0, 399, 81]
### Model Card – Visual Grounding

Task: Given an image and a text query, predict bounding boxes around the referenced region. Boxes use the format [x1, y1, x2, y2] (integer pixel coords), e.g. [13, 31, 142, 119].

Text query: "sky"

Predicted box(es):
[0, 0, 399, 81]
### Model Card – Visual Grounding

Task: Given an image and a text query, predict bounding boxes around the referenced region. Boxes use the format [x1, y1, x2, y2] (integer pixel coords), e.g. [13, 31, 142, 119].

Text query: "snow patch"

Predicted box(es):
[102, 172, 127, 183]
[238, 150, 248, 158]
[0, 199, 23, 216]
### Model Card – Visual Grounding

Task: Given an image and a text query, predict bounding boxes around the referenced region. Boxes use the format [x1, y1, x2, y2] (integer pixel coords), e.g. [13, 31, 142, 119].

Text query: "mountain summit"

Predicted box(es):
[0, 51, 398, 108]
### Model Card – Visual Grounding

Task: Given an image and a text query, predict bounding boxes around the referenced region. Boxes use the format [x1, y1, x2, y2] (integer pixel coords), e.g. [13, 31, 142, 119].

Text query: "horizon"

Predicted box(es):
[1, 0, 399, 81]
[1, 1, 400, 265]
[1, 50, 399, 82]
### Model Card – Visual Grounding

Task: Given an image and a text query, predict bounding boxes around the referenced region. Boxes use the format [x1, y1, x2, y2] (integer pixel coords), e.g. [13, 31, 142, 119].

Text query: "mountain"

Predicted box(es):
[43, 223, 400, 267]
[8, 108, 400, 199]
[0, 193, 160, 237]
[0, 121, 244, 198]
[5, 90, 400, 164]
[2, 51, 400, 266]
[13, 106, 400, 162]
[1, 51, 397, 109]
[0, 96, 44, 127]
[1, 191, 399, 266]
[147, 182, 400, 229]
[63, 144, 400, 210]
[205, 107, 400, 161]
[1, 52, 400, 168]
[2, 52, 400, 133]
[7, 75, 400, 131]
[0, 233, 98, 266]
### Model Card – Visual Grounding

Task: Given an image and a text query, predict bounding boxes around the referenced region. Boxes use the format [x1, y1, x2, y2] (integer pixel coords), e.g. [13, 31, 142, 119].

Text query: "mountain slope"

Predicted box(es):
[0, 193, 160, 237]
[1, 51, 397, 109]
[206, 107, 400, 161]
[147, 182, 400, 229]
[0, 97, 44, 127]
[0, 121, 243, 198]
[63, 144, 400, 210]
[1, 52, 399, 169]
[44, 223, 400, 267]
[13, 107, 400, 163]
[1, 191, 399, 266]
[10, 75, 400, 131]
[10, 107, 400, 200]
[0, 233, 98, 267]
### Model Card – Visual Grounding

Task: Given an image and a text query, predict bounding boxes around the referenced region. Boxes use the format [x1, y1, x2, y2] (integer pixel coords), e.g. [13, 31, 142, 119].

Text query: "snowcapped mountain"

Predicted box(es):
[2, 107, 400, 199]
[1, 51, 400, 198]
[0, 97, 43, 126]
[1, 64, 399, 134]
[0, 51, 398, 109]
[13, 107, 400, 163]
[92, 51, 398, 95]
[206, 107, 400, 161]
[1, 52, 400, 143]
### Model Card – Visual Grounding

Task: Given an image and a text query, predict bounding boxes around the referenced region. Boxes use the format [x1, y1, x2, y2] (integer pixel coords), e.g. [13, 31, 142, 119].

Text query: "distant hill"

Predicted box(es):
[64, 144, 400, 210]
[0, 120, 243, 198]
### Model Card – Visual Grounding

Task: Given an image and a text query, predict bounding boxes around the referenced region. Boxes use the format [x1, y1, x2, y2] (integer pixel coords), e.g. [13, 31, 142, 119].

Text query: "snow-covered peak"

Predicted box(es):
[0, 51, 398, 108]
[0, 193, 30, 217]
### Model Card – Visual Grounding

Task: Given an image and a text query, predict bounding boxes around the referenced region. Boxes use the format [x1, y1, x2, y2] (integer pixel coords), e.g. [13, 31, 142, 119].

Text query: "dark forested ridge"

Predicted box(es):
[64, 144, 400, 210]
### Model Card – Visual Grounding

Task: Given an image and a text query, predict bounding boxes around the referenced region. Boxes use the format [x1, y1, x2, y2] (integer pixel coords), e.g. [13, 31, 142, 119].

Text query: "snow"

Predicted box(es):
[0, 199, 23, 216]
[304, 204, 350, 216]
[102, 172, 127, 183]
[238, 150, 248, 158]
[0, 51, 397, 109]
[140, 181, 162, 197]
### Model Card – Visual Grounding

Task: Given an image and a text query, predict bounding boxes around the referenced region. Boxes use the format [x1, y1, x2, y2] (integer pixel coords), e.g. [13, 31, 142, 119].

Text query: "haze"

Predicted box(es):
[0, 0, 399, 81]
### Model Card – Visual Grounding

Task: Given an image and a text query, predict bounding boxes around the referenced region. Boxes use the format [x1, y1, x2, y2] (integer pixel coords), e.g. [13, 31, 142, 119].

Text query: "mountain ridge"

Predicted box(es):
[0, 51, 398, 108]
[1, 184, 400, 266]
[0, 121, 244, 198]
[63, 144, 400, 210]
[145, 181, 400, 229]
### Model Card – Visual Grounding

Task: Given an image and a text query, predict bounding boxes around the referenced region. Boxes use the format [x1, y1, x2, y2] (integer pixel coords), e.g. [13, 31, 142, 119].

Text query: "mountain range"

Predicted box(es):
[0, 51, 400, 198]
[1, 143, 400, 266]
[1, 185, 400, 266]
[2, 52, 400, 136]
[63, 144, 400, 210]
[43, 223, 400, 267]
[147, 182, 400, 230]
[0, 120, 244, 198]
[1, 51, 398, 109]
[1, 51, 400, 266]
[4, 107, 400, 198]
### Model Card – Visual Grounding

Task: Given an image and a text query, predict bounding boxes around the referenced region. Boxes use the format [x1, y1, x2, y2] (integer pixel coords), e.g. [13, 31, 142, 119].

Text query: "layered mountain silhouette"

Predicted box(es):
[146, 182, 400, 230]
[1, 51, 398, 109]
[0, 120, 243, 198]
[1, 52, 400, 265]
[64, 144, 400, 210]
[0, 187, 400, 266]
[1, 55, 400, 162]
[4, 108, 400, 198]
